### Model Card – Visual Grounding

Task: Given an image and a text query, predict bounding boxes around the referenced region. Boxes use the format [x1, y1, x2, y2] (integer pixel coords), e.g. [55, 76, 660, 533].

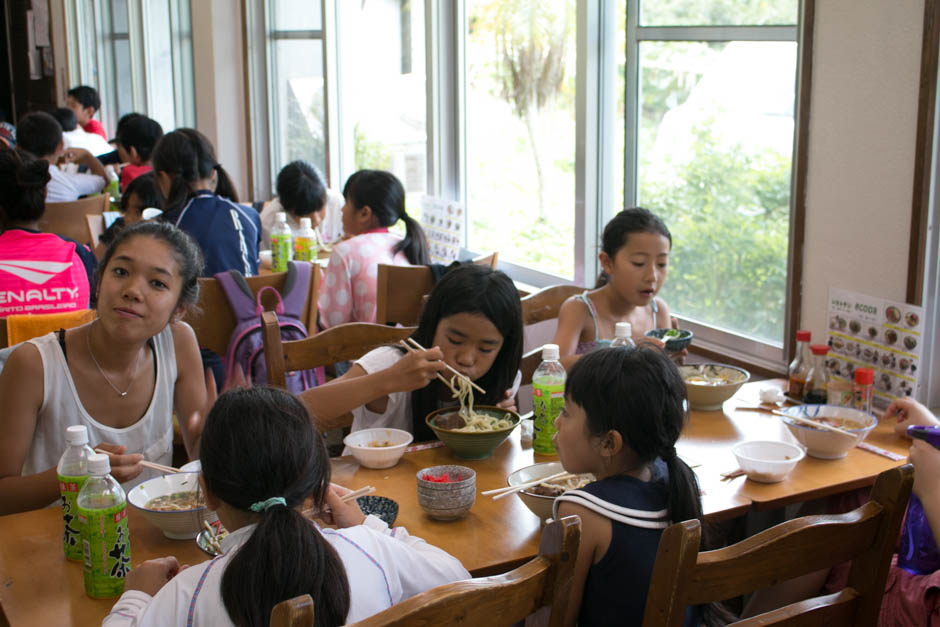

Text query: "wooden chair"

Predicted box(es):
[270, 594, 314, 627]
[374, 252, 499, 326]
[183, 263, 321, 357]
[348, 514, 580, 626]
[261, 311, 416, 430]
[85, 213, 106, 259]
[642, 464, 914, 627]
[519, 284, 582, 385]
[40, 194, 109, 245]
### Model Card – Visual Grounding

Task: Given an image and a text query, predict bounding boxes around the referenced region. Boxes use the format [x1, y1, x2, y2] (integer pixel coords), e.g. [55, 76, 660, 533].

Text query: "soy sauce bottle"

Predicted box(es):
[787, 330, 812, 399]
[802, 344, 830, 404]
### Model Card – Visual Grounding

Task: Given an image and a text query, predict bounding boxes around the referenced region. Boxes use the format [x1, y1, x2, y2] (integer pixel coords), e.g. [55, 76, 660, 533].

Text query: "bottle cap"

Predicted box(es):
[299, 217, 312, 229]
[614, 321, 632, 338]
[541, 344, 560, 360]
[87, 453, 111, 475]
[795, 330, 811, 342]
[854, 367, 874, 385]
[65, 425, 89, 445]
[275, 211, 287, 223]
[810, 344, 830, 355]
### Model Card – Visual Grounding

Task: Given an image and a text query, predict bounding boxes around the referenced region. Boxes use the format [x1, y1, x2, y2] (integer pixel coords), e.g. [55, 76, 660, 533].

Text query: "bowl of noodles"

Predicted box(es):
[127, 472, 218, 540]
[679, 363, 751, 411]
[426, 406, 521, 460]
[506, 461, 594, 520]
[343, 428, 414, 469]
[778, 405, 877, 459]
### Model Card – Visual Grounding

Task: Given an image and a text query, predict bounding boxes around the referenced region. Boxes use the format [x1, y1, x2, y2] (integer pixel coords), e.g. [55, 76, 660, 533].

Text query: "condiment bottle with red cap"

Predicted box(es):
[787, 330, 812, 399]
[853, 367, 874, 414]
[802, 344, 830, 404]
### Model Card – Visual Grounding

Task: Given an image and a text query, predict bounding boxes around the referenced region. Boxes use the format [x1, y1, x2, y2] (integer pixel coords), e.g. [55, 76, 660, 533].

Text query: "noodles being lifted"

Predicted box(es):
[524, 474, 594, 497]
[442, 375, 514, 432]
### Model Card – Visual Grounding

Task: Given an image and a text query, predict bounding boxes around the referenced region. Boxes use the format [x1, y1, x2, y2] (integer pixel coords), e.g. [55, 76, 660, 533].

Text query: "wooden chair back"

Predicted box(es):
[261, 311, 416, 430]
[642, 464, 913, 627]
[85, 214, 106, 259]
[5, 309, 96, 347]
[270, 594, 314, 627]
[519, 284, 582, 385]
[40, 195, 109, 245]
[183, 263, 321, 357]
[374, 252, 499, 326]
[348, 515, 580, 627]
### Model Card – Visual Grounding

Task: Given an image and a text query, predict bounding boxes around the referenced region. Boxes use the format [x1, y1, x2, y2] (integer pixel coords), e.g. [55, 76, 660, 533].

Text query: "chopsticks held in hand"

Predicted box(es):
[483, 471, 576, 501]
[93, 448, 181, 474]
[399, 338, 485, 395]
[302, 485, 376, 518]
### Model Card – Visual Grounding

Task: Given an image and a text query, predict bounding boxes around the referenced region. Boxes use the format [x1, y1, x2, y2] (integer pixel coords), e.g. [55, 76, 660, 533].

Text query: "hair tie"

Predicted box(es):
[212, 163, 221, 171]
[249, 497, 287, 512]
[662, 446, 678, 461]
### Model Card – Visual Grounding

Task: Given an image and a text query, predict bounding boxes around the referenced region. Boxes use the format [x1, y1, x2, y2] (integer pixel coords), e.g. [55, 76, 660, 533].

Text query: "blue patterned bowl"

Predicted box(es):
[356, 495, 399, 526]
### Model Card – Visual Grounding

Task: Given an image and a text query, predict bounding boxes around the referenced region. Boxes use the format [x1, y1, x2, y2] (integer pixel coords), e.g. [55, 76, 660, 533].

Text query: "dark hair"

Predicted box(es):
[151, 128, 239, 214]
[114, 115, 163, 162]
[343, 169, 428, 265]
[97, 221, 203, 310]
[409, 265, 523, 440]
[121, 172, 164, 215]
[16, 112, 63, 158]
[50, 107, 78, 132]
[596, 208, 672, 288]
[67, 85, 101, 112]
[0, 148, 51, 223]
[277, 160, 328, 218]
[201, 387, 351, 627]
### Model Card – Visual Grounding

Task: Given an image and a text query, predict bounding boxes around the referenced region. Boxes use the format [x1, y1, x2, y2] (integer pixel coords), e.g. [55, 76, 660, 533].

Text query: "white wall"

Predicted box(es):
[801, 1, 923, 338]
[191, 0, 250, 202]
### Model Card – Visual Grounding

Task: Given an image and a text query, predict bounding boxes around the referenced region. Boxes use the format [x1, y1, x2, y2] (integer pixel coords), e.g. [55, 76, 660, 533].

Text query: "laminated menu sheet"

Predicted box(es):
[826, 288, 924, 410]
[420, 196, 464, 264]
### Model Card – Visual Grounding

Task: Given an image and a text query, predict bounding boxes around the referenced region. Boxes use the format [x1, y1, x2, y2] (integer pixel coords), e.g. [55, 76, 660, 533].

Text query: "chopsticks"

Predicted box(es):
[768, 409, 856, 438]
[482, 471, 575, 500]
[202, 521, 223, 554]
[93, 449, 181, 474]
[301, 485, 376, 518]
[400, 338, 485, 395]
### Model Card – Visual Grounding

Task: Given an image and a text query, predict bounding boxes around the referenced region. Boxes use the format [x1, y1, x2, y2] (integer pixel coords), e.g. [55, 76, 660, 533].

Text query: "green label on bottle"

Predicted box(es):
[293, 235, 317, 262]
[271, 234, 292, 272]
[59, 474, 88, 561]
[78, 503, 130, 598]
[533, 382, 565, 454]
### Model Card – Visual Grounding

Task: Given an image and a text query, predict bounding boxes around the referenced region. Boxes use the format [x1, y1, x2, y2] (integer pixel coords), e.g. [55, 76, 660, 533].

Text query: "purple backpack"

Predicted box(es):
[215, 261, 323, 393]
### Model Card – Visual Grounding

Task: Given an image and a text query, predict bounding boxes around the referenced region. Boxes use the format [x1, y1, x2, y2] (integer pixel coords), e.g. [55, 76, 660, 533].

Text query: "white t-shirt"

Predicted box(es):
[259, 189, 344, 249]
[46, 163, 106, 203]
[102, 515, 470, 626]
[62, 128, 114, 157]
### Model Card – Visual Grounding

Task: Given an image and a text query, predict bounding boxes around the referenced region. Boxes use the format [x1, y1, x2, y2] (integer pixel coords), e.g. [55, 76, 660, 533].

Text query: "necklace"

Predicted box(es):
[86, 322, 142, 398]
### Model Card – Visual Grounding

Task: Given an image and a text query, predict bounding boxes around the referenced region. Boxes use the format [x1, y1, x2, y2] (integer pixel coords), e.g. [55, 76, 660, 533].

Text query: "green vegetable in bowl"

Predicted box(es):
[664, 329, 681, 338]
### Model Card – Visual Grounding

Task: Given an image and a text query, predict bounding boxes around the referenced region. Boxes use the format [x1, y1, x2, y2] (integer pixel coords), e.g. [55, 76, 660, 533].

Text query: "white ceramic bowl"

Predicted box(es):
[343, 428, 413, 469]
[507, 461, 566, 520]
[127, 473, 218, 539]
[731, 440, 805, 483]
[680, 364, 751, 411]
[778, 405, 877, 459]
[180, 460, 201, 473]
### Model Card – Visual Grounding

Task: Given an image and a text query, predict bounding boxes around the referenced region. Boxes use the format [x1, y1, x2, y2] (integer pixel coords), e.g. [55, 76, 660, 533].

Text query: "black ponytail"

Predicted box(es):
[201, 387, 350, 627]
[343, 169, 429, 265]
[152, 128, 240, 214]
[0, 148, 51, 223]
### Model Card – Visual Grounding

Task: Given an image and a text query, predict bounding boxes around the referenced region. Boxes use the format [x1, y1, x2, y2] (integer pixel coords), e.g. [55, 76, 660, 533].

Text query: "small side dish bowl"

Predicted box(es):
[356, 495, 399, 526]
[425, 407, 520, 460]
[416, 465, 476, 520]
[731, 440, 805, 483]
[128, 473, 218, 539]
[679, 364, 751, 411]
[778, 405, 877, 459]
[343, 428, 413, 469]
[645, 328, 694, 352]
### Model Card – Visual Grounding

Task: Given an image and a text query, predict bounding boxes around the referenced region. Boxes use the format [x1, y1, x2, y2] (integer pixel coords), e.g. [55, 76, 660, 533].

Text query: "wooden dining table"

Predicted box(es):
[0, 380, 911, 626]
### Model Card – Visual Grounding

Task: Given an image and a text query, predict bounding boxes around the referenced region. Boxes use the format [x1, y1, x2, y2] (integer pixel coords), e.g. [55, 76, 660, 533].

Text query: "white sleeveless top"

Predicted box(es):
[22, 326, 177, 489]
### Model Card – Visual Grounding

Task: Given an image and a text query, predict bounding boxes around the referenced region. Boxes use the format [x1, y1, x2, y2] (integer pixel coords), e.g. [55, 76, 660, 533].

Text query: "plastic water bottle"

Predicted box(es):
[898, 425, 940, 574]
[106, 166, 121, 211]
[610, 321, 636, 348]
[77, 454, 130, 598]
[57, 425, 95, 561]
[293, 216, 318, 262]
[532, 344, 566, 455]
[271, 211, 293, 272]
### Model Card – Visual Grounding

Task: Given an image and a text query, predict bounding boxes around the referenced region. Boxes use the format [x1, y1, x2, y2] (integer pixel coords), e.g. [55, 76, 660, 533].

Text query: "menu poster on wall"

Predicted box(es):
[826, 287, 924, 410]
[420, 196, 464, 265]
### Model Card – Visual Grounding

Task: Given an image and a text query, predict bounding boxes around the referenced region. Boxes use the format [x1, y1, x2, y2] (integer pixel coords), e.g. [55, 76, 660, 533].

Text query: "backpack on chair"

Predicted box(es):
[215, 261, 324, 393]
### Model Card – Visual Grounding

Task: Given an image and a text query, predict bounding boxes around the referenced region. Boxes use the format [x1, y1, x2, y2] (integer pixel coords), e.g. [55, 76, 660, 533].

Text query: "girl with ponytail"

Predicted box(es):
[105, 386, 468, 626]
[319, 169, 430, 327]
[152, 128, 261, 277]
[552, 346, 725, 626]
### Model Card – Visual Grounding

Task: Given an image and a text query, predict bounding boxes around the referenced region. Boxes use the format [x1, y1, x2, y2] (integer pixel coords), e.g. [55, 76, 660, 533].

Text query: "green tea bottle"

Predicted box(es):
[77, 454, 130, 599]
[532, 344, 566, 455]
[57, 425, 95, 561]
[293, 216, 318, 262]
[271, 211, 294, 272]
